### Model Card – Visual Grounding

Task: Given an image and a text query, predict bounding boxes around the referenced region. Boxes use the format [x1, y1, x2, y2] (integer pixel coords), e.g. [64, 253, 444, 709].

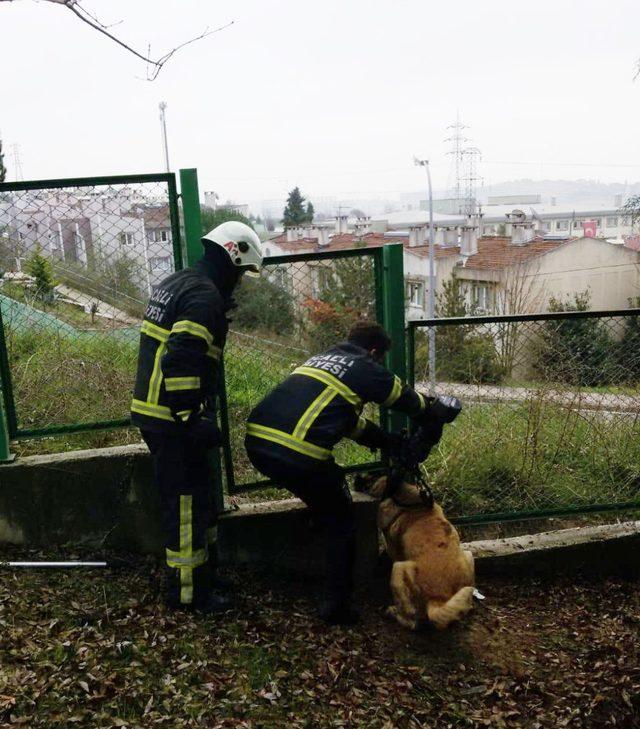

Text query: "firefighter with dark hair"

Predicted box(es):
[132, 222, 262, 613]
[244, 320, 432, 625]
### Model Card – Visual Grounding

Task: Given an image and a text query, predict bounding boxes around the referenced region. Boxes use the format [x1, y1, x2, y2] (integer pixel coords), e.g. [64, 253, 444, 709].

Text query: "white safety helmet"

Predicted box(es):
[202, 221, 263, 276]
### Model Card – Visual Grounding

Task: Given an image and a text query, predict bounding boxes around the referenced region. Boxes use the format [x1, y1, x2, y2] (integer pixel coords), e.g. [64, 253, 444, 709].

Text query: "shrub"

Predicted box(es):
[416, 276, 505, 384]
[232, 275, 295, 333]
[617, 297, 640, 384]
[535, 291, 615, 387]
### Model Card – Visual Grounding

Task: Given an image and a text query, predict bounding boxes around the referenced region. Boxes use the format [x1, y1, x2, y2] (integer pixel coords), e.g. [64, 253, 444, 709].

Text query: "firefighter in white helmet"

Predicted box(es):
[132, 221, 262, 613]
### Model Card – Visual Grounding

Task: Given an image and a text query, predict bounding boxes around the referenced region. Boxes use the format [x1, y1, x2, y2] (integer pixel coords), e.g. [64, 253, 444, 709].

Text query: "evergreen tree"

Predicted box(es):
[25, 246, 56, 305]
[200, 206, 254, 236]
[305, 202, 314, 223]
[282, 187, 314, 226]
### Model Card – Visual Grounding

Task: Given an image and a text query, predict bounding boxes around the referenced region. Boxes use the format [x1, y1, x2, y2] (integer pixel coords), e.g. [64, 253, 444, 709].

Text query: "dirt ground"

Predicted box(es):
[0, 548, 639, 728]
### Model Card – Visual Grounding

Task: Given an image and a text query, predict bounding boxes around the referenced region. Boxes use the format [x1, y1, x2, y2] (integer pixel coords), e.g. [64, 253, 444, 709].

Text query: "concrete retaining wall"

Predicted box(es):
[0, 445, 379, 577]
[1, 445, 639, 579]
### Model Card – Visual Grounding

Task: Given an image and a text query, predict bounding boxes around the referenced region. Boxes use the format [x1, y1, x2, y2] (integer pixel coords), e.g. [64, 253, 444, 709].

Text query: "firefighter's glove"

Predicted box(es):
[357, 421, 402, 452]
[166, 389, 201, 420]
[187, 410, 222, 449]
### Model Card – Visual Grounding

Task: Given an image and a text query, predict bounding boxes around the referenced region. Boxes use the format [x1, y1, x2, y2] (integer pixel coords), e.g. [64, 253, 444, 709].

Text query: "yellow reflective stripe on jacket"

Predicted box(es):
[383, 375, 403, 407]
[171, 320, 214, 346]
[131, 399, 191, 422]
[350, 415, 367, 439]
[417, 392, 426, 412]
[206, 343, 222, 360]
[246, 423, 332, 460]
[165, 376, 201, 392]
[148, 343, 167, 405]
[140, 320, 170, 342]
[293, 366, 362, 407]
[169, 320, 221, 359]
[292, 387, 337, 440]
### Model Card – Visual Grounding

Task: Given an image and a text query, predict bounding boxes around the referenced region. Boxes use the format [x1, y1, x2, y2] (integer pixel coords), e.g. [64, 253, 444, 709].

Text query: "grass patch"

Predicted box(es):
[3, 316, 640, 518]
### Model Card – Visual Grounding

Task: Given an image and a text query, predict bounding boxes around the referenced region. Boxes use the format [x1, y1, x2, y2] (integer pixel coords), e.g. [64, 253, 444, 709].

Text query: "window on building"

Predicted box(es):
[556, 220, 569, 231]
[149, 256, 172, 272]
[119, 232, 134, 246]
[471, 283, 491, 312]
[271, 266, 290, 291]
[594, 218, 602, 227]
[311, 266, 332, 298]
[405, 281, 424, 307]
[606, 217, 618, 227]
[147, 229, 171, 244]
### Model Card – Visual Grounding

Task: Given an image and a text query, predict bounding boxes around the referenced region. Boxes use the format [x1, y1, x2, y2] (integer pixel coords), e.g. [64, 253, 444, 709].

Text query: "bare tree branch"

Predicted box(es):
[0, 0, 233, 80]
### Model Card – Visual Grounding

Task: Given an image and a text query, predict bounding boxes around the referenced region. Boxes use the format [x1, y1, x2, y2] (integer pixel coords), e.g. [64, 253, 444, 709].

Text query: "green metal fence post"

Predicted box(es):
[179, 168, 203, 267]
[0, 384, 11, 462]
[0, 306, 14, 462]
[179, 167, 227, 509]
[381, 243, 407, 433]
[407, 323, 416, 388]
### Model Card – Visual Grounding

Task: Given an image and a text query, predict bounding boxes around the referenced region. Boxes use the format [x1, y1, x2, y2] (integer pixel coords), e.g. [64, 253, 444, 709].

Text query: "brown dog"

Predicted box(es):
[366, 476, 475, 630]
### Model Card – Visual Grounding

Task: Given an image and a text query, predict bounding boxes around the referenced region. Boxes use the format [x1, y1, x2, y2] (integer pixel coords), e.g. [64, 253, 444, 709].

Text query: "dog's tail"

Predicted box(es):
[427, 586, 475, 630]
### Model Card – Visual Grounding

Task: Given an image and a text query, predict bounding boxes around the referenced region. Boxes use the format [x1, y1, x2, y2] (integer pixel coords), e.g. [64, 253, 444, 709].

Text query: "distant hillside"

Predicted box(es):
[476, 179, 640, 205]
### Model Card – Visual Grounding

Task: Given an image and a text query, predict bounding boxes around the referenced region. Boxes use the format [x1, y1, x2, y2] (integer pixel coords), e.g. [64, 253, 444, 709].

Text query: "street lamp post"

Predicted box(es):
[414, 157, 436, 394]
[159, 101, 170, 173]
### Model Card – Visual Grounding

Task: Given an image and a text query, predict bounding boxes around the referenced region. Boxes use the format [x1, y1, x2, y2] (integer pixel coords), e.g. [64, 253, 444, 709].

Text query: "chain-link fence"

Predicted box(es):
[408, 310, 640, 522]
[221, 248, 386, 493]
[0, 174, 181, 439]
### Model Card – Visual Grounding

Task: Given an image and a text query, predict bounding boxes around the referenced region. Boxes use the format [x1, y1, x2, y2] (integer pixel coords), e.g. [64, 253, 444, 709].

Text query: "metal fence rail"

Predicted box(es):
[408, 310, 640, 524]
[0, 173, 181, 441]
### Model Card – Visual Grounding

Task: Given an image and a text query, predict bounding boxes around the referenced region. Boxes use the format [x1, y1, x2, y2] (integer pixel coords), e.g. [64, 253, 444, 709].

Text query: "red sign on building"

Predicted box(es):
[581, 220, 597, 238]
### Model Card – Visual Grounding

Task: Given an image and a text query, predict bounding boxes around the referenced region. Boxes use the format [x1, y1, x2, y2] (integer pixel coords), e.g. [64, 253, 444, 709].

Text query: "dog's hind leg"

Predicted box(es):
[388, 561, 420, 630]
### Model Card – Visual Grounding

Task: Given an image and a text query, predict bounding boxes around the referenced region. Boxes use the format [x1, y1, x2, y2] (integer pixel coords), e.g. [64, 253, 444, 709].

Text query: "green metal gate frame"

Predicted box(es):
[221, 243, 408, 495]
[0, 172, 183, 460]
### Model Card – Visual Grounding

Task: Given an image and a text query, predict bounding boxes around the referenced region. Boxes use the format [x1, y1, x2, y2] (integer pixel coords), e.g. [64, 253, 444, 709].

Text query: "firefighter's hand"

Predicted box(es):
[188, 411, 222, 449]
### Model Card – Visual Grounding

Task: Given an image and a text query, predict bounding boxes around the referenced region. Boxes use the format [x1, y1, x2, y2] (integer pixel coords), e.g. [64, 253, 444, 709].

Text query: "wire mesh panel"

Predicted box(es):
[409, 310, 640, 521]
[0, 175, 181, 437]
[223, 248, 384, 493]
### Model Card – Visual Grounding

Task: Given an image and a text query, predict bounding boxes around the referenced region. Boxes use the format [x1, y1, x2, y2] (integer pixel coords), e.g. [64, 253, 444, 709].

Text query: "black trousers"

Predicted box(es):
[245, 441, 357, 605]
[142, 430, 217, 607]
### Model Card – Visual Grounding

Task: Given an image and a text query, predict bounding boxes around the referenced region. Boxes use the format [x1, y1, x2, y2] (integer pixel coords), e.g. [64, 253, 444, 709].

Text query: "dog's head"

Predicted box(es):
[353, 472, 388, 499]
[354, 473, 438, 510]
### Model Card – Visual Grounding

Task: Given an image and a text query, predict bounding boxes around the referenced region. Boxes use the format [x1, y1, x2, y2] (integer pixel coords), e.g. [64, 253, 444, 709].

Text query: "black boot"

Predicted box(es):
[319, 518, 359, 626]
[193, 589, 233, 614]
[206, 540, 235, 592]
[163, 563, 233, 614]
[319, 599, 360, 626]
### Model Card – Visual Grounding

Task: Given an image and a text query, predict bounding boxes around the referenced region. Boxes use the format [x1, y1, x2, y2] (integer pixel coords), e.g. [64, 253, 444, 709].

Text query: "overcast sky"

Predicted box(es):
[1, 0, 639, 207]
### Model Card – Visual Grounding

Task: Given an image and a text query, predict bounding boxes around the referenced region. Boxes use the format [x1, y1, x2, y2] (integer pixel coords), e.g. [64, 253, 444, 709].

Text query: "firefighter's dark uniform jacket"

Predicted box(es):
[131, 259, 228, 608]
[246, 342, 426, 465]
[131, 259, 227, 432]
